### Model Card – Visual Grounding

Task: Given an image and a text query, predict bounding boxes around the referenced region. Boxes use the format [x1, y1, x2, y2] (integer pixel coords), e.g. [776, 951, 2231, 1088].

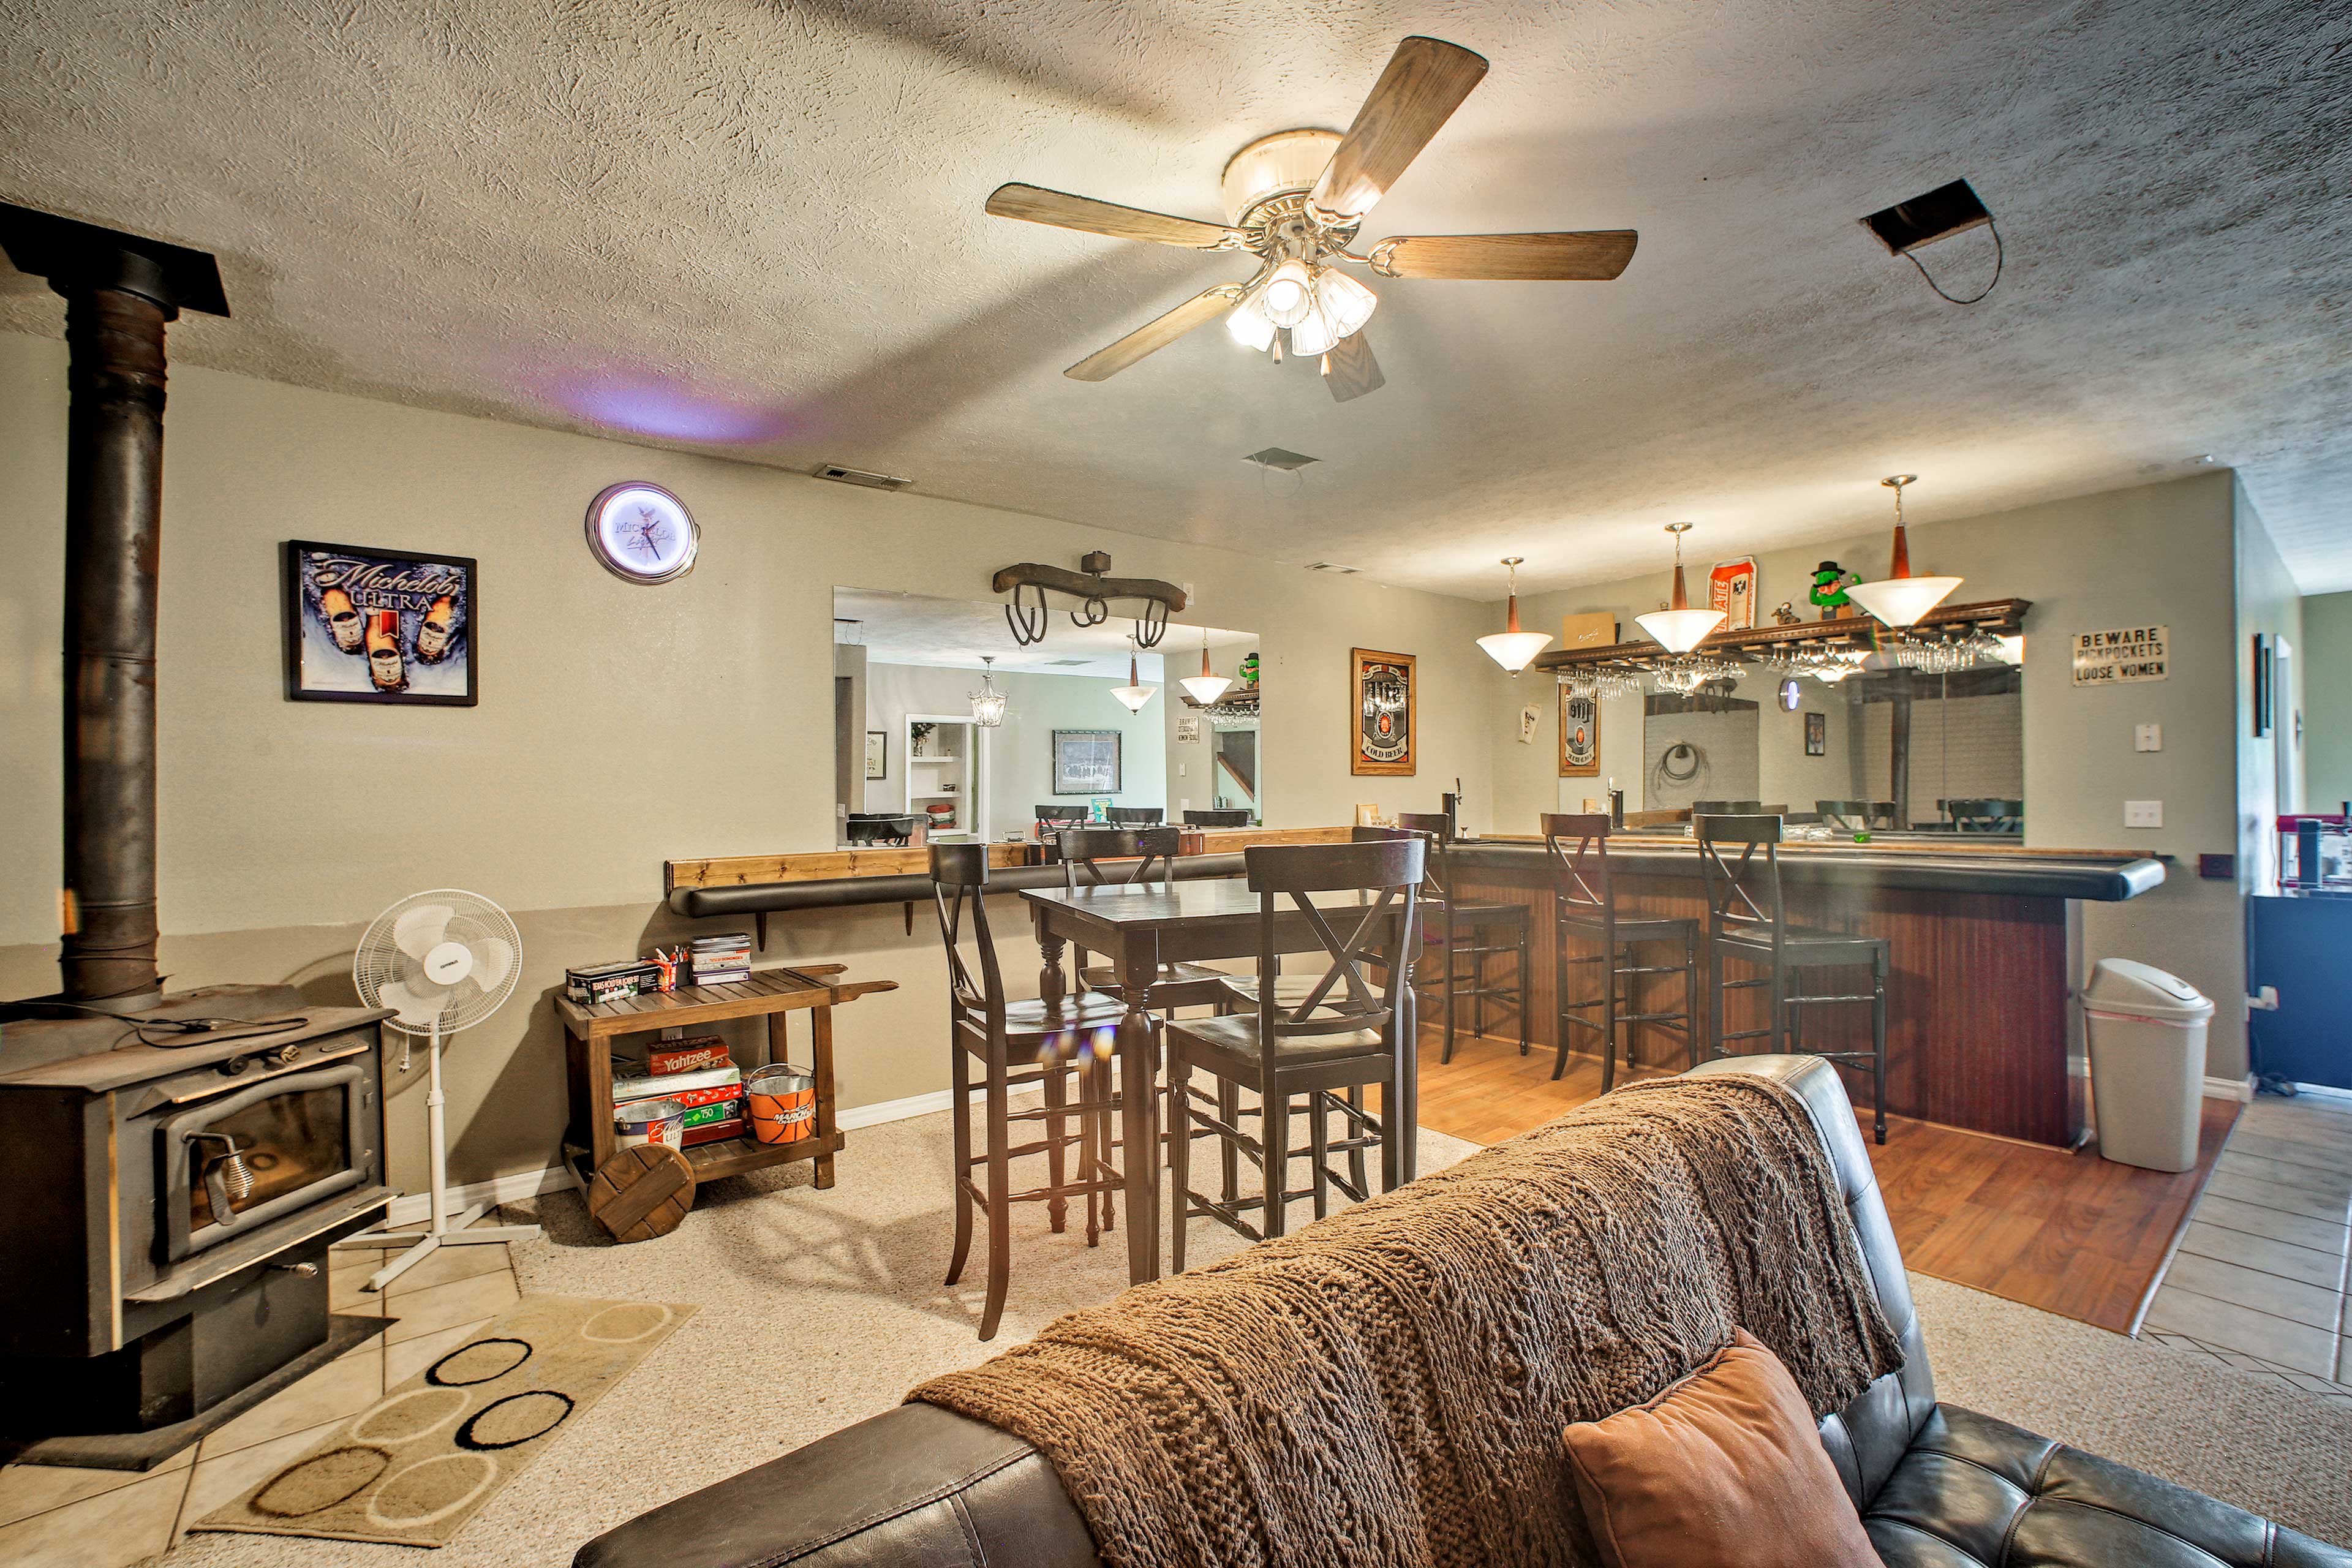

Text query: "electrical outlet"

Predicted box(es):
[2124, 800, 2163, 829]
[2135, 723, 2162, 752]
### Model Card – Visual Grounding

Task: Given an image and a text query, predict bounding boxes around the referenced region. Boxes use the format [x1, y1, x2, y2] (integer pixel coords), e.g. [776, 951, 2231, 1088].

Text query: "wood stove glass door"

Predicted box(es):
[157, 1063, 369, 1261]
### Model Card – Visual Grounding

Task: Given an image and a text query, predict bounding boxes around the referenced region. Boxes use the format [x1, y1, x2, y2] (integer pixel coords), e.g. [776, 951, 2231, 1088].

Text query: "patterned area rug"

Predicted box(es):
[191, 1295, 693, 1548]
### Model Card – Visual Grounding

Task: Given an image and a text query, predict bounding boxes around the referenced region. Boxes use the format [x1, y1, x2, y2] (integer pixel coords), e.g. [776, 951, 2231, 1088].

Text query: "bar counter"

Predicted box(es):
[665, 831, 2165, 1148]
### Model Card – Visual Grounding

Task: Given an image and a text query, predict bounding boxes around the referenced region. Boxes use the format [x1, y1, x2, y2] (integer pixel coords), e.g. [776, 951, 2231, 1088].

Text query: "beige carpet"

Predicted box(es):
[152, 1105, 2352, 1566]
[192, 1295, 693, 1547]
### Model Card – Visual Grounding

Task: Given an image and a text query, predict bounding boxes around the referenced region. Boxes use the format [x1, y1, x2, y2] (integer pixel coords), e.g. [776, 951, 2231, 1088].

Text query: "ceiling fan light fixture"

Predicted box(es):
[1314, 266, 1378, 337]
[1261, 258, 1315, 327]
[1632, 522, 1725, 654]
[1288, 298, 1339, 358]
[1225, 288, 1276, 351]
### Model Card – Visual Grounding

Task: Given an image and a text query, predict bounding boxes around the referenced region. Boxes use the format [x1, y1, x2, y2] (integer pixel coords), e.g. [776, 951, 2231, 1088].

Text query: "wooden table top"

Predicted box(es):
[554, 965, 895, 1039]
[1022, 881, 1388, 931]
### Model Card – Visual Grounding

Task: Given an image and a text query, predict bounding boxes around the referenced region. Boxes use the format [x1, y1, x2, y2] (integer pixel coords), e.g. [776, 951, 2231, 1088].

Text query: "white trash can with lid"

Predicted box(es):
[2082, 959, 2215, 1172]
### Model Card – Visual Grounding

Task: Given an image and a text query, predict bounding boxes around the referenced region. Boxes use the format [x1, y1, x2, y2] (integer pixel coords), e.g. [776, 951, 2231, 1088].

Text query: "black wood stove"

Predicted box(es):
[0, 207, 394, 1468]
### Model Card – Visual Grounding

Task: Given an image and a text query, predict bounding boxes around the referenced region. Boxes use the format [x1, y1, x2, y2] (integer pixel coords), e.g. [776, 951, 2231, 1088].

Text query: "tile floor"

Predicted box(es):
[2141, 1090, 2352, 1406]
[0, 1221, 521, 1568]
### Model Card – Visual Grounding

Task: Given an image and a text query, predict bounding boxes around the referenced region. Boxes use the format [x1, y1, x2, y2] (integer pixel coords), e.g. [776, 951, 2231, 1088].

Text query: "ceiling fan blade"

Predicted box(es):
[1370, 230, 1638, 281]
[1065, 285, 1243, 382]
[1310, 37, 1490, 220]
[986, 183, 1242, 250]
[1321, 332, 1386, 402]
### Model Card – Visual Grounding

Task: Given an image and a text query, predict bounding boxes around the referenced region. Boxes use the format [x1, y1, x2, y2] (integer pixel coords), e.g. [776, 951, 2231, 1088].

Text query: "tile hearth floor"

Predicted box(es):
[2141, 1090, 2352, 1406]
[0, 1219, 522, 1568]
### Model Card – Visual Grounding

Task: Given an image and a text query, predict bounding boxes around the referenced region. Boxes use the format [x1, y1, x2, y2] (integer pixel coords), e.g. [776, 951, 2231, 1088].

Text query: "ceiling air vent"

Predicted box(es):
[1044, 658, 1091, 668]
[1305, 561, 1362, 575]
[1243, 447, 1317, 472]
[813, 463, 913, 491]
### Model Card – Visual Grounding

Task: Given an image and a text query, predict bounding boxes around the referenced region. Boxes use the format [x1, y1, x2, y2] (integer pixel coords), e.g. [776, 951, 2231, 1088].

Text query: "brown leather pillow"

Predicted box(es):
[1562, 1328, 1878, 1568]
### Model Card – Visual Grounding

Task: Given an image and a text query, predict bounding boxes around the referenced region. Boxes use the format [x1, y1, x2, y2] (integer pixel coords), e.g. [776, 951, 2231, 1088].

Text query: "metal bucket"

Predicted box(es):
[614, 1096, 688, 1150]
[746, 1063, 816, 1144]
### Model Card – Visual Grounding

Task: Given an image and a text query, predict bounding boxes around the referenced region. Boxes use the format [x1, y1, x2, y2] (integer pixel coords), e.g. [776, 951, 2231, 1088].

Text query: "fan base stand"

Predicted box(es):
[331, 1017, 541, 1292]
[335, 1205, 543, 1293]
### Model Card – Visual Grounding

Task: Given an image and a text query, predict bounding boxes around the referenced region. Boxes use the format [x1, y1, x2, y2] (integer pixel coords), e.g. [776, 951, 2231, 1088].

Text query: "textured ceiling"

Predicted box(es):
[834, 587, 1253, 677]
[3, 1, 2347, 595]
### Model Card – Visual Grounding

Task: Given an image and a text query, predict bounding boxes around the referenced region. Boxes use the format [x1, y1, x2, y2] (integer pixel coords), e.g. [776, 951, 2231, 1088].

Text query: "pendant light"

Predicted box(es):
[1634, 522, 1725, 654]
[1847, 475, 1962, 630]
[1178, 627, 1232, 706]
[1476, 557, 1553, 674]
[1109, 636, 1157, 712]
[968, 655, 1007, 727]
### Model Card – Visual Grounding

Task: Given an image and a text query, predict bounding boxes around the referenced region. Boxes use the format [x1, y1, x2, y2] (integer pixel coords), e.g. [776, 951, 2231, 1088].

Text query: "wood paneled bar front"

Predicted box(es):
[1449, 838, 2164, 1147]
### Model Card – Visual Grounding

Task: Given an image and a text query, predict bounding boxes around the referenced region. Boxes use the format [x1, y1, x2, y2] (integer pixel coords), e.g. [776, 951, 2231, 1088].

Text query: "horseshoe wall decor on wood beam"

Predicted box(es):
[992, 551, 1188, 647]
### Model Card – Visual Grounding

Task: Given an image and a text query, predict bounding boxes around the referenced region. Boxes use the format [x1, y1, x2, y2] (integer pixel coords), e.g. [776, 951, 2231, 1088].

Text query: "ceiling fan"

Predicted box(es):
[984, 36, 1637, 403]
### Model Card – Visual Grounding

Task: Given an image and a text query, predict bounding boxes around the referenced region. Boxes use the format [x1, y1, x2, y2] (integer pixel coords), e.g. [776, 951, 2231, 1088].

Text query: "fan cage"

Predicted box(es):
[353, 888, 524, 1037]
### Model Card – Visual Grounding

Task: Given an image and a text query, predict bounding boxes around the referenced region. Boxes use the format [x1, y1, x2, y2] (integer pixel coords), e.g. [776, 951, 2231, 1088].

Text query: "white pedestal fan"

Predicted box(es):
[334, 888, 539, 1292]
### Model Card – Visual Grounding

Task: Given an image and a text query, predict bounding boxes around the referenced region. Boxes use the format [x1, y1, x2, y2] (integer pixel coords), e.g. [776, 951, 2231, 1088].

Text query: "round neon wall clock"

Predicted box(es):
[585, 482, 699, 584]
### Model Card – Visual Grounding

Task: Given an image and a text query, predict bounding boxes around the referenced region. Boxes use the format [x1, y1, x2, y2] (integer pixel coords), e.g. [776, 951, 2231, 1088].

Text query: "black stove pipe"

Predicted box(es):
[0, 206, 227, 1011]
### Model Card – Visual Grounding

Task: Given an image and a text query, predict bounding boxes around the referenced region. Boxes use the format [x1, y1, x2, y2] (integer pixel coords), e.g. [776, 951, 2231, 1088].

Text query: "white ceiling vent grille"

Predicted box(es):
[1243, 447, 1318, 471]
[1305, 561, 1362, 575]
[813, 464, 913, 491]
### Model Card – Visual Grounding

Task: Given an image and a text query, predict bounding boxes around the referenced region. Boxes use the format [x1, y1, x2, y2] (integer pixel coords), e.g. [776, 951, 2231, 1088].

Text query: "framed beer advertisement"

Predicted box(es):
[1559, 687, 1599, 777]
[1351, 648, 1416, 776]
[282, 541, 478, 706]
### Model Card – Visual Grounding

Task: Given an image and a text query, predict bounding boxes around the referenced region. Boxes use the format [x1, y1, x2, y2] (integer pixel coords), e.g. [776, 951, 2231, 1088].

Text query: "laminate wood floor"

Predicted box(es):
[1405, 1028, 2239, 1334]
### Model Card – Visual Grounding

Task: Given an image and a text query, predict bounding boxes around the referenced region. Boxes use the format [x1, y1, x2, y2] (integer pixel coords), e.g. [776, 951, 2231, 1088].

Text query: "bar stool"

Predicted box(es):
[1540, 813, 1701, 1088]
[1396, 812, 1530, 1063]
[1055, 826, 1232, 1011]
[1695, 815, 1890, 1143]
[1165, 835, 1426, 1264]
[927, 844, 1128, 1341]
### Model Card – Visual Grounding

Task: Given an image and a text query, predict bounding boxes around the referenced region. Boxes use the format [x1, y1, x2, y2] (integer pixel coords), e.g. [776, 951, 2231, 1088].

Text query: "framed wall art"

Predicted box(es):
[282, 541, 477, 706]
[1351, 648, 1417, 777]
[1052, 729, 1123, 794]
[1559, 688, 1599, 777]
[1805, 710, 1827, 756]
[864, 731, 888, 780]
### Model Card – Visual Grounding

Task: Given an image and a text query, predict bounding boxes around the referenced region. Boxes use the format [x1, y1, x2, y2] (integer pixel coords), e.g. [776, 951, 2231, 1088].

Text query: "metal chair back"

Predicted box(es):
[1104, 806, 1164, 825]
[1182, 808, 1250, 827]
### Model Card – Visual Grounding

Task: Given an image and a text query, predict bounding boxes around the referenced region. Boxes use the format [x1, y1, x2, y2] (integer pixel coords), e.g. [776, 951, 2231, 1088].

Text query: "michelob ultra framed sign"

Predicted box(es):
[2071, 625, 2166, 687]
[282, 541, 478, 705]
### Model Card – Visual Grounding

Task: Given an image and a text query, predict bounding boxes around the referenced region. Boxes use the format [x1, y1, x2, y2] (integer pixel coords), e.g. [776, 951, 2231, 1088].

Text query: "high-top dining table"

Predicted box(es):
[1022, 880, 1417, 1286]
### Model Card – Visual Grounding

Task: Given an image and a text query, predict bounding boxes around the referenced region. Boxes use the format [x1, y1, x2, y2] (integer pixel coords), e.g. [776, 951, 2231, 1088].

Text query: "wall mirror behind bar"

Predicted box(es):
[1634, 650, 2024, 836]
[831, 587, 1261, 848]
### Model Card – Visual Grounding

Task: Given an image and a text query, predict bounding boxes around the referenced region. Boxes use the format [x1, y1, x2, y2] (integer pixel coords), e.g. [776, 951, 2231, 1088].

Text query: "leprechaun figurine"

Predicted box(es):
[1809, 561, 1860, 619]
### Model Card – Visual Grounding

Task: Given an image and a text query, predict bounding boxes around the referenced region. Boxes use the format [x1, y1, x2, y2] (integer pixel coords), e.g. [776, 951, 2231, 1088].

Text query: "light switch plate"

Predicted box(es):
[2135, 723, 2162, 752]
[2125, 799, 2163, 828]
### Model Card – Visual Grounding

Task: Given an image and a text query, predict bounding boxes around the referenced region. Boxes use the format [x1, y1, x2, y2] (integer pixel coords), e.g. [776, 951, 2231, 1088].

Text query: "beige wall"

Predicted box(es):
[1489, 474, 2254, 1077]
[2233, 482, 2307, 892]
[2303, 590, 2352, 812]
[0, 331, 1499, 1190]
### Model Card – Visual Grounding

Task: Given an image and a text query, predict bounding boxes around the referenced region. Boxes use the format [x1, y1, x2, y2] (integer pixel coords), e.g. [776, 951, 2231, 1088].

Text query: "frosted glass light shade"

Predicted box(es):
[1261, 260, 1314, 327]
[1225, 290, 1276, 351]
[1476, 630, 1553, 673]
[1180, 673, 1232, 704]
[1634, 606, 1725, 654]
[1110, 682, 1157, 712]
[969, 688, 1007, 726]
[1314, 267, 1378, 337]
[1847, 575, 1961, 629]
[1287, 300, 1338, 358]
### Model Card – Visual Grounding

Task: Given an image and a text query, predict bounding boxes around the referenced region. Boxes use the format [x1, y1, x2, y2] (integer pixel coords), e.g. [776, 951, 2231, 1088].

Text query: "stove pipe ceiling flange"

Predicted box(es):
[0, 204, 228, 1011]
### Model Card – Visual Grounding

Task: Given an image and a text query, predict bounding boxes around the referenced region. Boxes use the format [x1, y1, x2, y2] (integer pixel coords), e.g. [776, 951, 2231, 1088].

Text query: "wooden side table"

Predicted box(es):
[556, 964, 894, 1199]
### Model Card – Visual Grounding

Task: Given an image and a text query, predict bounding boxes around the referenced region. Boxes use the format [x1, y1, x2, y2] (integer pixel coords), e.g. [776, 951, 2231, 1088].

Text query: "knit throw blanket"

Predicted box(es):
[910, 1073, 1904, 1568]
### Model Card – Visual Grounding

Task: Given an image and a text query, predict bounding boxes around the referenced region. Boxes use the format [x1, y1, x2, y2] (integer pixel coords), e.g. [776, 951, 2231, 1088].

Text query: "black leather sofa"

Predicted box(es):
[574, 1056, 2350, 1567]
